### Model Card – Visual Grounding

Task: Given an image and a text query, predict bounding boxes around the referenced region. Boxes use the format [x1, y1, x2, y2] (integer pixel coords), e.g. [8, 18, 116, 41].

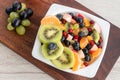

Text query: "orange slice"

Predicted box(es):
[87, 36, 93, 42]
[41, 16, 65, 30]
[84, 18, 90, 28]
[80, 37, 89, 49]
[73, 29, 79, 35]
[72, 52, 81, 71]
[91, 48, 102, 58]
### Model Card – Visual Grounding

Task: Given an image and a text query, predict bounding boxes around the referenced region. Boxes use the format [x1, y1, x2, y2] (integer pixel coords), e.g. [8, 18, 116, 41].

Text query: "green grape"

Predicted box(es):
[16, 25, 26, 35]
[10, 12, 19, 21]
[7, 17, 12, 23]
[18, 3, 26, 12]
[7, 23, 15, 31]
[73, 23, 79, 30]
[21, 19, 31, 27]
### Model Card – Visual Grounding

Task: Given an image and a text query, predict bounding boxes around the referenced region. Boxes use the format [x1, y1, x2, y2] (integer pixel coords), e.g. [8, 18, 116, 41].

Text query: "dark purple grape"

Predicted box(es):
[5, 7, 13, 15]
[19, 11, 28, 19]
[25, 8, 33, 18]
[12, 18, 21, 27]
[12, 1, 21, 11]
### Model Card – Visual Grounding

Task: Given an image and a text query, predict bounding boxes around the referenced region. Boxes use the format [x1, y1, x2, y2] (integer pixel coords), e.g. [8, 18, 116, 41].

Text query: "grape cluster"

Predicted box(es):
[5, 1, 33, 35]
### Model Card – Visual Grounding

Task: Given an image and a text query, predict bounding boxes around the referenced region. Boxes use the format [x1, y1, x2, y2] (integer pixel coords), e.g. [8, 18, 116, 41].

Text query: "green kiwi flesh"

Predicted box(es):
[38, 24, 62, 43]
[51, 47, 75, 70]
[41, 42, 64, 60]
[91, 30, 100, 43]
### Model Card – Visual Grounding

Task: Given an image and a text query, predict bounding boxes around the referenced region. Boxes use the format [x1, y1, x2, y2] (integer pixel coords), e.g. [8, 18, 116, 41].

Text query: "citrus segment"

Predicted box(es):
[41, 16, 65, 30]
[80, 37, 89, 49]
[72, 52, 81, 71]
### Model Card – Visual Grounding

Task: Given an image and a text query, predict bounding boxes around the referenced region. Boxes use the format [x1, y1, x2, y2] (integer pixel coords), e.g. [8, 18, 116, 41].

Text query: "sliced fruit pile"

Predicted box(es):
[5, 1, 33, 35]
[38, 12, 103, 71]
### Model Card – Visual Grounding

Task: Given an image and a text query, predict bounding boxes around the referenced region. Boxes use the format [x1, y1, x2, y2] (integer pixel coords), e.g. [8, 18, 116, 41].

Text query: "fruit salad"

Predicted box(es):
[38, 12, 103, 71]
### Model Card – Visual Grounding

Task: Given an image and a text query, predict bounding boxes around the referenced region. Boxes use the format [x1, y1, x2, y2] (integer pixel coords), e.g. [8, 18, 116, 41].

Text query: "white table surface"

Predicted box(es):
[0, 0, 120, 80]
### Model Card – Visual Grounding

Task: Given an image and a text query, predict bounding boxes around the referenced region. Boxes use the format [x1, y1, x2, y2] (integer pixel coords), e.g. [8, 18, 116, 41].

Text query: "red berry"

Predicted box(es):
[74, 35, 79, 39]
[72, 49, 77, 53]
[63, 32, 68, 37]
[84, 62, 89, 66]
[73, 16, 77, 20]
[90, 20, 94, 24]
[68, 28, 73, 33]
[74, 39, 78, 42]
[88, 28, 92, 32]
[98, 45, 102, 48]
[90, 40, 95, 46]
[99, 37, 103, 43]
[77, 13, 84, 18]
[74, 35, 79, 41]
[61, 19, 66, 24]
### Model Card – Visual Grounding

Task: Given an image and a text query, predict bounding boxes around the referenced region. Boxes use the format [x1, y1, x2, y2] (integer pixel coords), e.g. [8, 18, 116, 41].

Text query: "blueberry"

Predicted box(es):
[82, 48, 89, 55]
[84, 55, 91, 62]
[86, 44, 92, 50]
[78, 31, 85, 37]
[74, 46, 80, 51]
[72, 41, 80, 51]
[76, 17, 83, 23]
[48, 42, 57, 50]
[12, 1, 21, 11]
[79, 22, 85, 28]
[12, 18, 21, 27]
[64, 40, 70, 47]
[5, 7, 13, 15]
[88, 31, 93, 35]
[61, 36, 66, 42]
[19, 11, 28, 19]
[72, 41, 80, 47]
[56, 14, 63, 20]
[25, 8, 33, 18]
[69, 12, 74, 17]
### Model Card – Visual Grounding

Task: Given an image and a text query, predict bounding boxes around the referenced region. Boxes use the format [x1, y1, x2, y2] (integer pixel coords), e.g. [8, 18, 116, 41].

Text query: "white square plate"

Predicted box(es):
[32, 4, 110, 78]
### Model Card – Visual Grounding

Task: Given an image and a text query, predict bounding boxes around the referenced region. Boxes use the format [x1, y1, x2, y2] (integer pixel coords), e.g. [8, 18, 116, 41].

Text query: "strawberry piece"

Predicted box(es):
[77, 13, 84, 18]
[89, 44, 98, 53]
[68, 28, 73, 33]
[66, 34, 73, 41]
[99, 37, 103, 43]
[83, 62, 89, 66]
[63, 13, 72, 22]
[90, 40, 95, 46]
[63, 32, 68, 37]
[90, 20, 94, 24]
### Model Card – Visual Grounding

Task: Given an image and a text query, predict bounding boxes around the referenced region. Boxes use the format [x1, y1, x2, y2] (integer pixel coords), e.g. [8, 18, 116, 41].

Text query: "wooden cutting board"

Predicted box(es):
[0, 0, 120, 80]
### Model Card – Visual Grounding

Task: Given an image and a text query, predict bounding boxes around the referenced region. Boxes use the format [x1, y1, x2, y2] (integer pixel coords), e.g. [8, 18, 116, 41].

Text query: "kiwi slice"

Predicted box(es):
[91, 30, 100, 43]
[38, 24, 62, 43]
[51, 47, 75, 70]
[41, 42, 64, 60]
[64, 22, 70, 32]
